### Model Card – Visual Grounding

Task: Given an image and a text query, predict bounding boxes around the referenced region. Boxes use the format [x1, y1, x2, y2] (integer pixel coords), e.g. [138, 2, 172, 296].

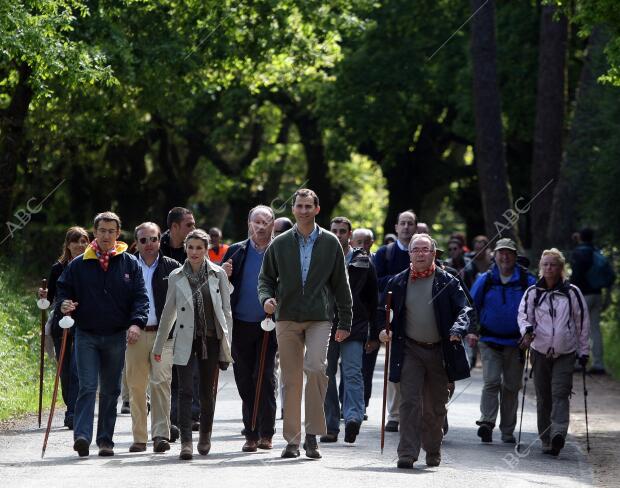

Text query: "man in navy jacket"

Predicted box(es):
[379, 234, 470, 469]
[57, 211, 149, 457]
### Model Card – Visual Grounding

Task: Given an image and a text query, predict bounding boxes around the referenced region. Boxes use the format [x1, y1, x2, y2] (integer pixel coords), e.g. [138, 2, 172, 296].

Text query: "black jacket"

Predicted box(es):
[331, 248, 378, 342]
[221, 239, 251, 313]
[378, 267, 471, 382]
[160, 230, 187, 264]
[55, 245, 149, 335]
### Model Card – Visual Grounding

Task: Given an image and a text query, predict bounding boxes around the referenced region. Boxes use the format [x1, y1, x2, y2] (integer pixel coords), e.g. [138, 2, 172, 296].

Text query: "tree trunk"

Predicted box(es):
[548, 27, 605, 249]
[469, 0, 517, 242]
[0, 63, 33, 225]
[530, 6, 567, 258]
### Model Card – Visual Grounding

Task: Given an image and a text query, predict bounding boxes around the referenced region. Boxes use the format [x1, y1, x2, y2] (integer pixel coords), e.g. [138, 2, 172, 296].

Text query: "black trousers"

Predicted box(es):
[177, 337, 219, 443]
[232, 319, 277, 441]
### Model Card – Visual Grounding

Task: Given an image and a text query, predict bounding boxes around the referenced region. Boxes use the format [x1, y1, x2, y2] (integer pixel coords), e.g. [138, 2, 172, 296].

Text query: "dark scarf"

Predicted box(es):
[183, 259, 210, 359]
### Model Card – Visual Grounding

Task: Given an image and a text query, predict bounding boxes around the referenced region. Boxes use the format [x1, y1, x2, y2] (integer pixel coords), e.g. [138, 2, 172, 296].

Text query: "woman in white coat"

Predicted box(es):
[518, 248, 590, 456]
[153, 229, 233, 460]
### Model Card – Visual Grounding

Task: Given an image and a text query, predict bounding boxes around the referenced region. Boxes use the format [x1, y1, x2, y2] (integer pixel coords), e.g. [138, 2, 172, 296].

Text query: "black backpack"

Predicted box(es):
[479, 264, 531, 308]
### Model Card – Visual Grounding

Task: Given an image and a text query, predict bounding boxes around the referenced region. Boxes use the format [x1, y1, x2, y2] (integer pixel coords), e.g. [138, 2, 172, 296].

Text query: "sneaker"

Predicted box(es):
[501, 434, 516, 444]
[477, 422, 493, 443]
[73, 437, 89, 457]
[397, 456, 415, 469]
[281, 444, 300, 458]
[426, 452, 441, 467]
[344, 421, 361, 444]
[153, 437, 170, 453]
[120, 401, 130, 414]
[385, 420, 399, 432]
[98, 443, 114, 457]
[549, 434, 565, 456]
[303, 434, 322, 459]
[169, 425, 180, 443]
[129, 442, 146, 452]
[320, 432, 338, 443]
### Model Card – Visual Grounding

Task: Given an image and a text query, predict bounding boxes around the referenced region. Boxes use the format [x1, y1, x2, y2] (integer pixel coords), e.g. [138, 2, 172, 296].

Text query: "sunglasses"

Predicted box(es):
[138, 236, 159, 244]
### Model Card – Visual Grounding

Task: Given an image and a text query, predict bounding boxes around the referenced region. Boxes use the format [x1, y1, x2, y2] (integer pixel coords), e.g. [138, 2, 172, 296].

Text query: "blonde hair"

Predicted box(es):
[538, 248, 567, 280]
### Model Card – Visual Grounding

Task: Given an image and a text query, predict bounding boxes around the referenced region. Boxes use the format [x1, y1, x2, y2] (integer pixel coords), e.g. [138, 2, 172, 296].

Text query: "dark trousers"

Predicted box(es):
[398, 339, 449, 460]
[362, 346, 379, 408]
[177, 338, 219, 443]
[171, 357, 201, 424]
[53, 333, 79, 422]
[232, 320, 277, 441]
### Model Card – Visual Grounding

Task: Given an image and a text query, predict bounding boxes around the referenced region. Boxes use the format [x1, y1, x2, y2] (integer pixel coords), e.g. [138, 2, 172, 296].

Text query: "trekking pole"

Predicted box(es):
[582, 364, 591, 452]
[380, 291, 393, 454]
[37, 278, 50, 428]
[251, 315, 275, 431]
[41, 314, 74, 458]
[516, 347, 530, 453]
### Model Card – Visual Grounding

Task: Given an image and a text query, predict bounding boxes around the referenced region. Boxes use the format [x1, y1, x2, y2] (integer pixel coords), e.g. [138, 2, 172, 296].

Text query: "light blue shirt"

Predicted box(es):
[138, 254, 159, 326]
[294, 224, 320, 287]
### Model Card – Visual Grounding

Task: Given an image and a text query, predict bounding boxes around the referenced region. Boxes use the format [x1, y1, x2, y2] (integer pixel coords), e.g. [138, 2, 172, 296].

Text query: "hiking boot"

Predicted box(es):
[73, 437, 89, 457]
[179, 442, 193, 460]
[129, 442, 146, 452]
[98, 443, 114, 457]
[501, 433, 516, 444]
[477, 422, 493, 443]
[320, 432, 338, 443]
[242, 439, 258, 452]
[281, 444, 300, 458]
[549, 434, 565, 456]
[303, 434, 322, 459]
[344, 421, 361, 444]
[197, 432, 211, 455]
[120, 401, 130, 414]
[257, 437, 273, 450]
[153, 437, 170, 453]
[385, 420, 399, 432]
[169, 425, 179, 443]
[397, 457, 415, 469]
[426, 452, 441, 467]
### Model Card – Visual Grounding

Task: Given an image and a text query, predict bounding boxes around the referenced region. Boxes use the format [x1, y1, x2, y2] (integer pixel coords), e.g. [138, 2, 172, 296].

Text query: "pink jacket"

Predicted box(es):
[518, 280, 590, 357]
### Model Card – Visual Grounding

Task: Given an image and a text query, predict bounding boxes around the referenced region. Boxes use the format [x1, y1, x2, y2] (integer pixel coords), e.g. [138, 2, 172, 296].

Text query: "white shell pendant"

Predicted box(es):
[261, 317, 275, 332]
[37, 298, 50, 310]
[59, 315, 75, 329]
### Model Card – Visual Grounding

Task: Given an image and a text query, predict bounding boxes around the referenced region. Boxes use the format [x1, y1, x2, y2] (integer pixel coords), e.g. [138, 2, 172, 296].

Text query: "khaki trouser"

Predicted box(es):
[398, 339, 449, 460]
[276, 320, 331, 445]
[387, 381, 401, 422]
[125, 330, 173, 443]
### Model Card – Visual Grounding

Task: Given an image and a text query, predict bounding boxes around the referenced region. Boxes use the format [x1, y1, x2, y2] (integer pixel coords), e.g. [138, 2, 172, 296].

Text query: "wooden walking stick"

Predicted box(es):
[380, 291, 393, 454]
[41, 314, 74, 458]
[251, 315, 275, 432]
[37, 278, 50, 428]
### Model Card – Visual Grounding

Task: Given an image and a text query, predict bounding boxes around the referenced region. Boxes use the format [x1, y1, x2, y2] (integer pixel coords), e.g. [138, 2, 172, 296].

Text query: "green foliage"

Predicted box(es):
[0, 260, 55, 421]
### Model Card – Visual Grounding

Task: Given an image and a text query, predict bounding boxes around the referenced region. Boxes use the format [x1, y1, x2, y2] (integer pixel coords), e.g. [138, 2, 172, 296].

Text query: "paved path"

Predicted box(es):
[0, 353, 593, 487]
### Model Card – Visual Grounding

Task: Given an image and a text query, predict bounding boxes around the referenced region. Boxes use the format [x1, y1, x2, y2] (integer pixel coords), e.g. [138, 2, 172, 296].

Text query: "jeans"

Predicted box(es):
[324, 339, 365, 433]
[177, 338, 219, 443]
[362, 346, 379, 408]
[73, 328, 126, 447]
[53, 333, 79, 422]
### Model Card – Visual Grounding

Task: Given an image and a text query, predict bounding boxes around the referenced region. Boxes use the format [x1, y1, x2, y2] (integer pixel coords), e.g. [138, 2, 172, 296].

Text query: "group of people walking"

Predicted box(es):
[38, 188, 611, 468]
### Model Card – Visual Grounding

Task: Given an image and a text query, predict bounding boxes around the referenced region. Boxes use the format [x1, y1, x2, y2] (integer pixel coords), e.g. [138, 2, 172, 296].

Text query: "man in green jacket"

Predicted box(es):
[258, 188, 353, 460]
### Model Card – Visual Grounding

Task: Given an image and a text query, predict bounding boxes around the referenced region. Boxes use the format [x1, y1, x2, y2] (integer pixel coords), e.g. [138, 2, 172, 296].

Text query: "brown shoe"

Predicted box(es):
[153, 437, 170, 453]
[197, 432, 211, 456]
[242, 439, 258, 452]
[426, 452, 441, 467]
[179, 442, 193, 460]
[129, 442, 146, 452]
[257, 437, 273, 450]
[98, 443, 114, 457]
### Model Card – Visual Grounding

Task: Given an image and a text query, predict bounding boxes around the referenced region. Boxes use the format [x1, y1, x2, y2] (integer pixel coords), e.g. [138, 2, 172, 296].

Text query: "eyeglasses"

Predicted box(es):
[138, 236, 159, 244]
[410, 248, 432, 254]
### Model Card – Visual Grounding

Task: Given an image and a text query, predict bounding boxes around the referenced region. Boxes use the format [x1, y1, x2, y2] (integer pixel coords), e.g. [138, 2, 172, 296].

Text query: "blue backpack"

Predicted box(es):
[587, 249, 615, 290]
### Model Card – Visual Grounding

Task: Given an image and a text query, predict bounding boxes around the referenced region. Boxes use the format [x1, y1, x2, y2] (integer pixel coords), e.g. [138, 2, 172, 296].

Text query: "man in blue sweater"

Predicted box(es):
[222, 205, 277, 453]
[470, 238, 536, 444]
[57, 211, 149, 457]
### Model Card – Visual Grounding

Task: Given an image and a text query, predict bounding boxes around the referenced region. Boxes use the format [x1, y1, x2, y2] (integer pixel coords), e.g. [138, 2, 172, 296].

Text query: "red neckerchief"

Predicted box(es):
[410, 262, 436, 281]
[90, 239, 117, 272]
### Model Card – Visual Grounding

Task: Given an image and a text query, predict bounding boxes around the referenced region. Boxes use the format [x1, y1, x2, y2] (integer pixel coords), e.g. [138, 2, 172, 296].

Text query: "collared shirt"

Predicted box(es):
[294, 224, 320, 287]
[396, 239, 408, 252]
[138, 254, 159, 326]
[345, 248, 353, 265]
[249, 238, 267, 254]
